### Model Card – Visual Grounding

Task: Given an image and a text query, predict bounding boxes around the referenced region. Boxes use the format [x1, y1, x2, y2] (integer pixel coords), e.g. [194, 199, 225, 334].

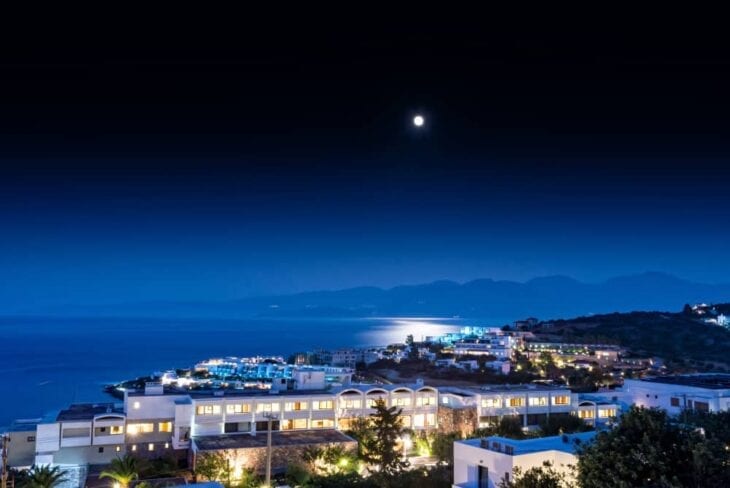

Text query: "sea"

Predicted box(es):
[0, 315, 495, 429]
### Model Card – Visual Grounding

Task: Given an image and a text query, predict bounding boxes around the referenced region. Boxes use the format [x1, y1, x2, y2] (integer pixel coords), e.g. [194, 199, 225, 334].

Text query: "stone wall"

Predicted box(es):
[437, 405, 477, 437]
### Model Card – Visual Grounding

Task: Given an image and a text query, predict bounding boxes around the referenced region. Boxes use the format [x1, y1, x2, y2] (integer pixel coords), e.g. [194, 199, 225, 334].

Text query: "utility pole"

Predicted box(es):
[1, 434, 9, 488]
[263, 413, 277, 487]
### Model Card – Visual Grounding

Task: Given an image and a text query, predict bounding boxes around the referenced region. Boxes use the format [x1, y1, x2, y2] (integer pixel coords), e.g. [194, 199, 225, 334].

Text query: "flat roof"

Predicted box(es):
[442, 384, 570, 395]
[640, 374, 730, 390]
[458, 431, 597, 455]
[194, 429, 356, 451]
[56, 403, 124, 422]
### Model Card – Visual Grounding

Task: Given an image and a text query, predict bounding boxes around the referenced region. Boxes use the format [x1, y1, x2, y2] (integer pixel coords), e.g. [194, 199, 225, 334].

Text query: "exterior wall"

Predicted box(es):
[195, 440, 358, 478]
[622, 380, 728, 415]
[437, 405, 477, 437]
[6, 429, 37, 468]
[474, 390, 576, 428]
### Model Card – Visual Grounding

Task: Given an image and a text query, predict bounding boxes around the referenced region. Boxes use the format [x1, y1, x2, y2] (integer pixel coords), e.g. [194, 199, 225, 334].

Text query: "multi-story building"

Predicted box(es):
[24, 381, 439, 473]
[608, 374, 730, 414]
[439, 385, 618, 433]
[453, 431, 597, 488]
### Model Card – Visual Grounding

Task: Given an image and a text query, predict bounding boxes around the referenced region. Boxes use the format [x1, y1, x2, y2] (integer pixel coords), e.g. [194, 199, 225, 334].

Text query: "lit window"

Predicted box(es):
[115, 446, 121, 452]
[393, 397, 411, 407]
[341, 399, 362, 409]
[508, 398, 525, 407]
[133, 401, 141, 410]
[367, 398, 384, 408]
[578, 410, 595, 419]
[110, 426, 124, 435]
[281, 418, 308, 430]
[127, 423, 154, 435]
[131, 445, 137, 451]
[413, 414, 425, 427]
[256, 403, 281, 413]
[553, 396, 570, 405]
[416, 396, 436, 407]
[598, 408, 616, 418]
[400, 415, 412, 427]
[528, 397, 548, 407]
[196, 405, 222, 416]
[313, 400, 334, 410]
[148, 443, 154, 451]
[226, 403, 251, 414]
[481, 398, 502, 408]
[426, 413, 436, 426]
[164, 442, 170, 449]
[158, 422, 173, 433]
[284, 402, 308, 412]
[311, 419, 335, 428]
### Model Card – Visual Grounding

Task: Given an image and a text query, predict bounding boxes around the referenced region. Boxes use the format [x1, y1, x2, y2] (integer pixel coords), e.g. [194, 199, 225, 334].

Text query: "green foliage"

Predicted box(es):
[301, 445, 359, 476]
[19, 465, 68, 488]
[100, 454, 140, 488]
[193, 451, 231, 483]
[539, 415, 592, 437]
[432, 432, 461, 465]
[499, 461, 573, 488]
[141, 454, 179, 478]
[345, 416, 375, 459]
[473, 416, 528, 440]
[361, 398, 409, 476]
[577, 406, 730, 487]
[285, 462, 312, 486]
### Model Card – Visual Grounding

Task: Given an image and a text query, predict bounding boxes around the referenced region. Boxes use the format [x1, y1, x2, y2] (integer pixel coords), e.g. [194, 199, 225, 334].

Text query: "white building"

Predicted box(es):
[610, 374, 730, 415]
[453, 431, 596, 488]
[29, 381, 439, 472]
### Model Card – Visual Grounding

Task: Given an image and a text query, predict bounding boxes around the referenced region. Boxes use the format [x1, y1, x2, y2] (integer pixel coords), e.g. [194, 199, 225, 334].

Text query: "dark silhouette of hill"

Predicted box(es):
[29, 272, 730, 320]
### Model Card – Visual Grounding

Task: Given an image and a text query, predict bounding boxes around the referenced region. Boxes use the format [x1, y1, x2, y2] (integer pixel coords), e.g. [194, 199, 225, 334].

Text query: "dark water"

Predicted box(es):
[0, 315, 475, 428]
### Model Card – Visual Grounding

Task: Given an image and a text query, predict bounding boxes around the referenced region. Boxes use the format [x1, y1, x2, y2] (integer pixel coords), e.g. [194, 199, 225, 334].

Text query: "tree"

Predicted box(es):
[539, 415, 592, 437]
[100, 454, 140, 488]
[21, 465, 68, 488]
[361, 399, 409, 477]
[577, 406, 730, 487]
[431, 432, 460, 465]
[498, 461, 572, 488]
[193, 451, 231, 483]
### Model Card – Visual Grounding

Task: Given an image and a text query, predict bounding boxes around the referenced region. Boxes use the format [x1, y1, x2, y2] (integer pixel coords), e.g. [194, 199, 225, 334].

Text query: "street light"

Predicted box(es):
[263, 412, 278, 487]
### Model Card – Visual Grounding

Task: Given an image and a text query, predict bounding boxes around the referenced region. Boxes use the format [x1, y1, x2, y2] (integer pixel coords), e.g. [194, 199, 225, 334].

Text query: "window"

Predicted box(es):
[340, 399, 362, 409]
[256, 402, 281, 413]
[115, 446, 121, 452]
[598, 408, 616, 418]
[158, 422, 173, 433]
[393, 397, 411, 407]
[127, 423, 154, 435]
[416, 396, 436, 407]
[98, 447, 104, 453]
[504, 445, 514, 455]
[99, 427, 106, 433]
[553, 395, 570, 405]
[131, 445, 137, 452]
[400, 415, 412, 427]
[413, 414, 425, 428]
[694, 401, 710, 412]
[226, 403, 252, 414]
[281, 418, 308, 430]
[311, 419, 335, 428]
[133, 401, 141, 410]
[285, 401, 308, 412]
[508, 397, 525, 407]
[528, 397, 548, 407]
[670, 397, 680, 407]
[367, 398, 384, 408]
[313, 400, 334, 410]
[578, 410, 595, 419]
[148, 443, 155, 451]
[481, 398, 502, 408]
[426, 413, 436, 426]
[27, 436, 35, 442]
[110, 426, 123, 435]
[196, 405, 222, 416]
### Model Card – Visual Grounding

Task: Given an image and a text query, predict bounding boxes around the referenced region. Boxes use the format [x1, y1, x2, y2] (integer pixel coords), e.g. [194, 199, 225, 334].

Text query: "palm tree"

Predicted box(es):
[99, 454, 139, 488]
[23, 465, 67, 488]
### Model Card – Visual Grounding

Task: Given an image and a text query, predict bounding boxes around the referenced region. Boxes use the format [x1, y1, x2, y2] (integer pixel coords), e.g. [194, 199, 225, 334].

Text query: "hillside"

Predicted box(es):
[533, 307, 730, 368]
[31, 272, 730, 320]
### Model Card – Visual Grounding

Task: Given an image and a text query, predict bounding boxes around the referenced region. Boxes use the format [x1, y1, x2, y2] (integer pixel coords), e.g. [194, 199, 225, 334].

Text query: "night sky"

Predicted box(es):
[3, 18, 730, 310]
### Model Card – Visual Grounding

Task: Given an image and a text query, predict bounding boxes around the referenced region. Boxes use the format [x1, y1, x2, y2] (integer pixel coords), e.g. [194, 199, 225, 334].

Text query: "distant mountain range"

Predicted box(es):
[26, 272, 730, 321]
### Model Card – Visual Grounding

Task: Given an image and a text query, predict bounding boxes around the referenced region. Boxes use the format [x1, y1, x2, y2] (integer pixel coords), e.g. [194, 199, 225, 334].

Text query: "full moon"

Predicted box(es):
[413, 115, 425, 127]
